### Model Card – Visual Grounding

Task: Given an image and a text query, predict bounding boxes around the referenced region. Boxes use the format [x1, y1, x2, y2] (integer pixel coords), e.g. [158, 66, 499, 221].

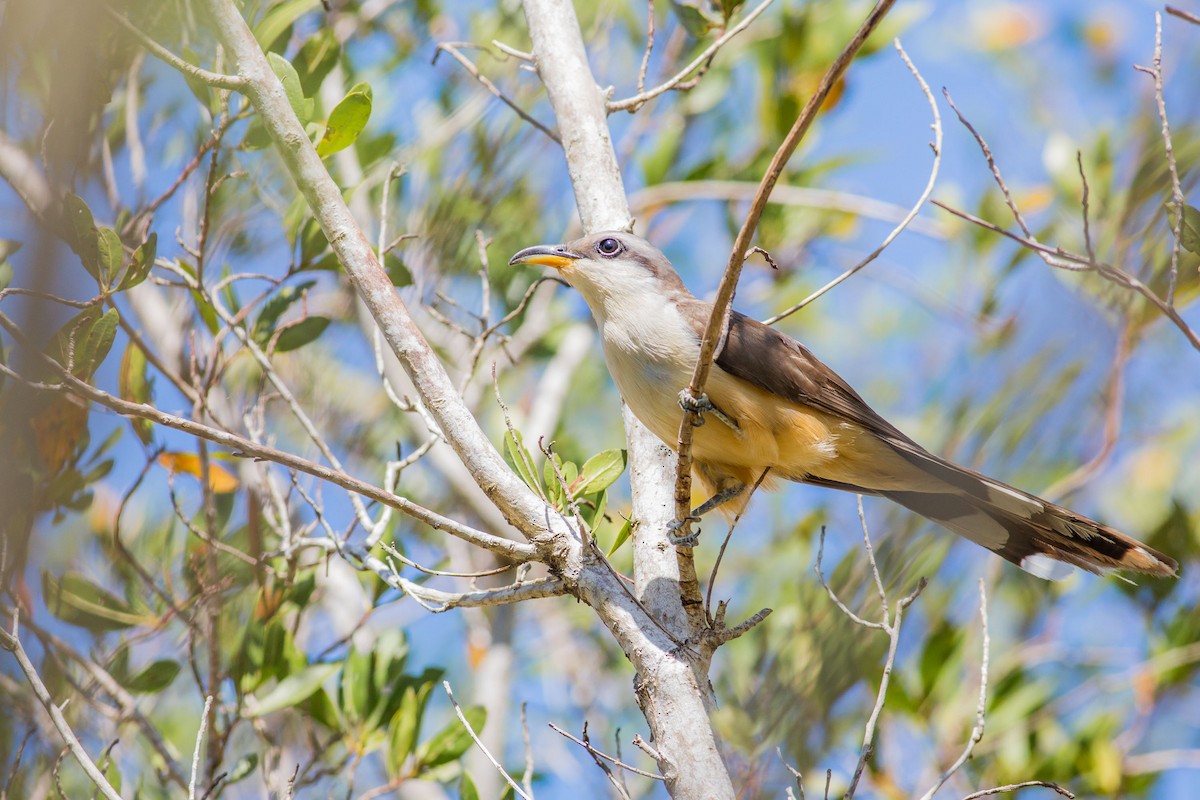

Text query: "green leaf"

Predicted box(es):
[317, 83, 372, 157]
[1168, 202, 1200, 256]
[42, 571, 153, 631]
[584, 489, 607, 529]
[607, 518, 633, 556]
[123, 660, 181, 694]
[573, 449, 627, 496]
[719, 0, 746, 20]
[77, 308, 119, 378]
[97, 227, 124, 287]
[460, 772, 480, 800]
[0, 260, 12, 291]
[339, 645, 375, 726]
[267, 52, 313, 124]
[0, 238, 22, 260]
[119, 342, 154, 444]
[384, 252, 412, 286]
[503, 429, 544, 499]
[670, 0, 719, 37]
[253, 0, 321, 52]
[415, 706, 486, 771]
[225, 754, 258, 785]
[273, 316, 330, 352]
[119, 232, 157, 290]
[62, 193, 99, 273]
[368, 630, 411, 727]
[542, 452, 569, 506]
[249, 662, 339, 717]
[253, 281, 316, 342]
[241, 118, 273, 150]
[386, 686, 423, 777]
[295, 29, 341, 96]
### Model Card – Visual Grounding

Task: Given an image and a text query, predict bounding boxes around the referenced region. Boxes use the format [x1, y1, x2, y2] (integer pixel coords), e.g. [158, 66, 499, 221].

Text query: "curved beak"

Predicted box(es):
[508, 244, 584, 270]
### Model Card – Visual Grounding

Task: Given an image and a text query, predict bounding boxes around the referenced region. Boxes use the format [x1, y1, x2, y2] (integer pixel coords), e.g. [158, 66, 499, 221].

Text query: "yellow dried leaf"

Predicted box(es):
[158, 452, 239, 493]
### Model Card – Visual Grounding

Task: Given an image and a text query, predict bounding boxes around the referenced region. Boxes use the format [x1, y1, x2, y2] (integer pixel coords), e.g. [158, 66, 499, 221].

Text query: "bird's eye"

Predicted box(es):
[596, 238, 622, 257]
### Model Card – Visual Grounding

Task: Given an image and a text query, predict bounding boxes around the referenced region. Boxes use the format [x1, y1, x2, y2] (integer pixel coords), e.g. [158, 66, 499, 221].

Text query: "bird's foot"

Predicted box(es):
[676, 390, 741, 433]
[666, 515, 702, 547]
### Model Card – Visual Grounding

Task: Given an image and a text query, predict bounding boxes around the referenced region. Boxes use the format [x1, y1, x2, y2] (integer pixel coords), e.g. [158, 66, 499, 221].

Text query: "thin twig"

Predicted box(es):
[1166, 5, 1200, 25]
[434, 43, 560, 143]
[189, 696, 215, 800]
[672, 0, 898, 541]
[444, 682, 531, 800]
[766, 38, 941, 324]
[959, 781, 1074, 800]
[0, 612, 124, 800]
[930, 200, 1200, 352]
[942, 87, 1031, 238]
[704, 468, 770, 623]
[549, 721, 666, 784]
[105, 6, 246, 90]
[0, 310, 536, 562]
[609, 0, 776, 112]
[637, 0, 655, 97]
[1133, 12, 1185, 305]
[916, 581, 990, 800]
[521, 704, 535, 799]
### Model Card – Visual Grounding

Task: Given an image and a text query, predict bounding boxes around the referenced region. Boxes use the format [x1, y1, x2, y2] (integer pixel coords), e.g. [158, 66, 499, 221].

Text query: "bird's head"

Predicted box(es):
[508, 232, 689, 311]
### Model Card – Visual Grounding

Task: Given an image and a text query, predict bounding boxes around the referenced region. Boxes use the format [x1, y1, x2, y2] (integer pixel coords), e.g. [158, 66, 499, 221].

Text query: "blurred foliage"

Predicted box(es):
[0, 1, 1196, 798]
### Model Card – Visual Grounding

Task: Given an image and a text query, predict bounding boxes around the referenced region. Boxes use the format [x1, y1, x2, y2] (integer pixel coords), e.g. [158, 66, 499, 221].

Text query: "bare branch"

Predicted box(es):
[930, 200, 1200, 352]
[916, 580, 991, 800]
[105, 6, 246, 90]
[0, 310, 536, 562]
[434, 42, 560, 143]
[624, 180, 949, 238]
[959, 781, 1075, 800]
[549, 722, 666, 781]
[766, 38, 942, 325]
[609, 0, 776, 112]
[189, 696, 215, 800]
[443, 681, 531, 800]
[672, 0, 899, 542]
[0, 612, 124, 800]
[1166, 5, 1200, 25]
[1133, 11, 1185, 304]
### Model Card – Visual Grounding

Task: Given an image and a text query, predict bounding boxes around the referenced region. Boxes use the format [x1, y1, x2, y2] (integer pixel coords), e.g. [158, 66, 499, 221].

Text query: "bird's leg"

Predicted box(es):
[666, 484, 748, 546]
[676, 389, 741, 434]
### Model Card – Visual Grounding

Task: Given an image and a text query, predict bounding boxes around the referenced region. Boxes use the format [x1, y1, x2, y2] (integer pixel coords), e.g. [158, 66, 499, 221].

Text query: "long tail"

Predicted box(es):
[811, 449, 1178, 580]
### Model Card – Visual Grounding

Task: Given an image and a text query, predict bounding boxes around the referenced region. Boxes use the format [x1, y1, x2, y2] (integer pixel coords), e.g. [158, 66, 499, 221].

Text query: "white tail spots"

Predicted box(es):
[1019, 553, 1076, 581]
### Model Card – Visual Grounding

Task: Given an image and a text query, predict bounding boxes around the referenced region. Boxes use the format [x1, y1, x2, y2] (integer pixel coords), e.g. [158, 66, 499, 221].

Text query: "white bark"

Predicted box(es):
[199, 0, 735, 795]
[521, 1, 735, 797]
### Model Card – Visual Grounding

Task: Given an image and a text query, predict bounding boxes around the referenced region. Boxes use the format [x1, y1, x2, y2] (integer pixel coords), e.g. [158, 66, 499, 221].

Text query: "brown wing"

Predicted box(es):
[676, 300, 1178, 578]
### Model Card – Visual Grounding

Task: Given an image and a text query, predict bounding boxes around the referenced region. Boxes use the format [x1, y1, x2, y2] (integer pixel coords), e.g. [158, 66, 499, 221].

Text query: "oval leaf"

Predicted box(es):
[273, 315, 331, 352]
[249, 662, 339, 717]
[573, 449, 628, 496]
[42, 571, 152, 631]
[316, 85, 372, 157]
[415, 706, 486, 771]
[267, 52, 313, 124]
[123, 660, 181, 694]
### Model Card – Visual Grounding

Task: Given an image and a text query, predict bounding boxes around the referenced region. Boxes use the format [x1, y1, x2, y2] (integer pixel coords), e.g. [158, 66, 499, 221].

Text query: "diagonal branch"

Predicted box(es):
[0, 612, 125, 800]
[0, 309, 535, 562]
[765, 39, 942, 325]
[433, 42, 560, 143]
[608, 0, 776, 112]
[671, 0, 899, 541]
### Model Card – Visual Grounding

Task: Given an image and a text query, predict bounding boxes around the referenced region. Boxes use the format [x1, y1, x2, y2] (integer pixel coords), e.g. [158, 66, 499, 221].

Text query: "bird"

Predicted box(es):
[509, 231, 1178, 580]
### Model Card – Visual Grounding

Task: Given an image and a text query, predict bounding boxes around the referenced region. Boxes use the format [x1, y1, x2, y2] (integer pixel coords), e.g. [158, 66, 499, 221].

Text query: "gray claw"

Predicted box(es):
[666, 516, 702, 547]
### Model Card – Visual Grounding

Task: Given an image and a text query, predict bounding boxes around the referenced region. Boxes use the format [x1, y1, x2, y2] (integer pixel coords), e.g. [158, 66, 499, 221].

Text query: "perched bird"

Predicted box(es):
[510, 232, 1178, 580]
